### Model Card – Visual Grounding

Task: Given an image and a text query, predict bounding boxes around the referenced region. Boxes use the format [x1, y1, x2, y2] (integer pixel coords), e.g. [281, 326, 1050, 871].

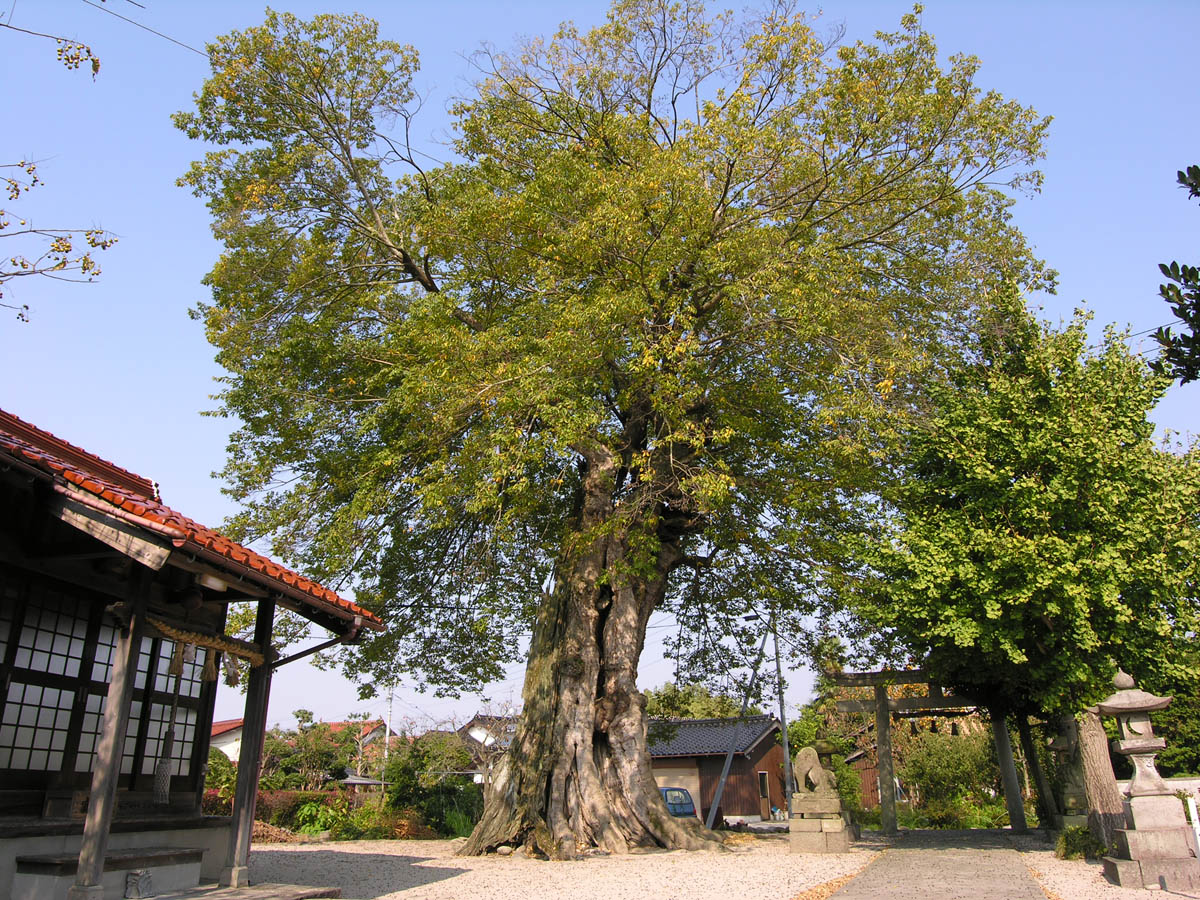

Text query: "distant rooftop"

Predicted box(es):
[647, 714, 780, 758]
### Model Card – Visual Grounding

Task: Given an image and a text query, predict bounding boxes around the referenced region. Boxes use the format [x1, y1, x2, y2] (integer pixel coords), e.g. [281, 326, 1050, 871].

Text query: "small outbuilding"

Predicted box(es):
[647, 714, 786, 823]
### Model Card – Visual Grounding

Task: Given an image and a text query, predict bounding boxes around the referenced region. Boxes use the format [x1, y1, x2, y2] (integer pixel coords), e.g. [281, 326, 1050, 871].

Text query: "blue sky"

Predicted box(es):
[2, 0, 1197, 730]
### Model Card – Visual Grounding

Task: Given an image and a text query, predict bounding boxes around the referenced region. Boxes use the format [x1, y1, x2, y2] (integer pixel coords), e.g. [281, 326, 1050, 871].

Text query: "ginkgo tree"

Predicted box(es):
[857, 296, 1200, 719]
[176, 1, 1052, 856]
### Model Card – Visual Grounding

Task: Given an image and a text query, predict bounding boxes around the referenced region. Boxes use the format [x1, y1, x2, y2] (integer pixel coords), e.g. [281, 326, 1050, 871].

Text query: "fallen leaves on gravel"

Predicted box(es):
[1026, 865, 1067, 900]
[789, 871, 858, 900]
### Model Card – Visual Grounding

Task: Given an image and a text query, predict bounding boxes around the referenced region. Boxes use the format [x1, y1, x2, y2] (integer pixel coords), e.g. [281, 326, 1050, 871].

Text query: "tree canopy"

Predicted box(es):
[856, 295, 1200, 716]
[1152, 164, 1200, 383]
[177, 1, 1054, 854]
[643, 681, 755, 718]
[177, 1, 1050, 690]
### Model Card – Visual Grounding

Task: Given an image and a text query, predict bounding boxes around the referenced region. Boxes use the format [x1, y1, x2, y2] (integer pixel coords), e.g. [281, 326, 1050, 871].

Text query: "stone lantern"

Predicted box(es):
[1097, 670, 1200, 890]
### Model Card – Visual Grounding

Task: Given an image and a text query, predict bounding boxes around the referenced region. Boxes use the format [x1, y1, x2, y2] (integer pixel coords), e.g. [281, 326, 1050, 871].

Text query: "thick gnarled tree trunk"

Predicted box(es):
[461, 452, 723, 858]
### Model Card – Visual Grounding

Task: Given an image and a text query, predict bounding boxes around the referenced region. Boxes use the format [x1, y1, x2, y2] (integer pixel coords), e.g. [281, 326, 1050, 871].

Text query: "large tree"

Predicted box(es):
[856, 295, 1200, 716]
[176, 2, 1051, 856]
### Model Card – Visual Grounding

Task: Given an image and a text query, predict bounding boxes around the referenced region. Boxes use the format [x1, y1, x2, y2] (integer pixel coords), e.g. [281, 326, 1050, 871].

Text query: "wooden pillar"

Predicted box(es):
[874, 684, 897, 834]
[68, 585, 147, 900]
[1016, 716, 1059, 827]
[991, 710, 1028, 833]
[220, 598, 275, 889]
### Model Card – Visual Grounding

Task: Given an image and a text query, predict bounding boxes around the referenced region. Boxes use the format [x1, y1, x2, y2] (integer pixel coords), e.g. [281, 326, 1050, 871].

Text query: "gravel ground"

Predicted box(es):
[247, 831, 1199, 900]
[1009, 832, 1200, 900]
[247, 834, 874, 900]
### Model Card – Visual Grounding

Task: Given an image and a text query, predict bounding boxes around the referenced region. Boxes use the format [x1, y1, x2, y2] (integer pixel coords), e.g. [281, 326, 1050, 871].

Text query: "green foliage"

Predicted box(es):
[293, 797, 350, 834]
[176, 2, 1055, 695]
[1056, 825, 1107, 860]
[900, 731, 996, 804]
[384, 731, 482, 835]
[894, 797, 1011, 830]
[204, 747, 237, 797]
[330, 803, 438, 841]
[259, 710, 356, 791]
[1152, 164, 1200, 383]
[253, 790, 335, 828]
[1133, 672, 1200, 776]
[644, 682, 755, 718]
[858, 295, 1200, 716]
[830, 755, 863, 816]
[443, 808, 475, 838]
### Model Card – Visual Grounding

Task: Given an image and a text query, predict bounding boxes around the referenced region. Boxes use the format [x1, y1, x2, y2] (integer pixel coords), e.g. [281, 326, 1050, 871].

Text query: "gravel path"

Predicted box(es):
[246, 830, 1200, 900]
[247, 835, 874, 900]
[831, 830, 1042, 900]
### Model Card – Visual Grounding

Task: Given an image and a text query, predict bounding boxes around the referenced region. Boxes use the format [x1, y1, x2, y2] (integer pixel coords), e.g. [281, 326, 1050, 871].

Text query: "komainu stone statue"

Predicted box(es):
[792, 746, 838, 795]
[789, 745, 850, 853]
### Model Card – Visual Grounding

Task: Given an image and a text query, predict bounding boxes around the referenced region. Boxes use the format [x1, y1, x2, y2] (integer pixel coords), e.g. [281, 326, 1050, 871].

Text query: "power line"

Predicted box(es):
[78, 0, 448, 169]
[81, 0, 205, 56]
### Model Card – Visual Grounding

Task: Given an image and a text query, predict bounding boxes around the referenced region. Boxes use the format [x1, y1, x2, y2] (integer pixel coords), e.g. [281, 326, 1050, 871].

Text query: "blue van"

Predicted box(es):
[659, 786, 697, 818]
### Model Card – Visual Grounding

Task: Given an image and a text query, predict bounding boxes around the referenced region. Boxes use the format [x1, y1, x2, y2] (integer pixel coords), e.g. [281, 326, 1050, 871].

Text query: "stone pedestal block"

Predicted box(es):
[1104, 854, 1200, 891]
[789, 792, 853, 854]
[1127, 794, 1190, 830]
[791, 794, 843, 816]
[790, 828, 852, 853]
[1114, 826, 1197, 861]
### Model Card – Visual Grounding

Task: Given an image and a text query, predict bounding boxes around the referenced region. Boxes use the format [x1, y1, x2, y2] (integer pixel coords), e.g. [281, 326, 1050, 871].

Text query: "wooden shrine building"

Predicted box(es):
[0, 409, 383, 899]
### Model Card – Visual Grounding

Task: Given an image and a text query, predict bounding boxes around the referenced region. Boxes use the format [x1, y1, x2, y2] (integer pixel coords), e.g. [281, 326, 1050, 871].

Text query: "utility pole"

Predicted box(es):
[383, 683, 394, 776]
[706, 626, 771, 830]
[773, 622, 793, 815]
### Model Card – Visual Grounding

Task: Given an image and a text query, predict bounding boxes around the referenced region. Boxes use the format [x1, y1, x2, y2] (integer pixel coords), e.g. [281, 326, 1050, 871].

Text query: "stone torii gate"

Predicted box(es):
[831, 669, 1028, 835]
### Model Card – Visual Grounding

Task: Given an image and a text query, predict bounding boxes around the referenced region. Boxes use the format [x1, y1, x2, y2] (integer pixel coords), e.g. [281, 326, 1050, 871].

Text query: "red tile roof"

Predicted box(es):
[327, 719, 389, 739]
[0, 409, 383, 631]
[211, 718, 245, 737]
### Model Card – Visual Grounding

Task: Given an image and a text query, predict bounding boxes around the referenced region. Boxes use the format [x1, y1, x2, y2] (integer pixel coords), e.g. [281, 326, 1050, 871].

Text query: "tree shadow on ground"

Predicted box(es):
[248, 847, 467, 899]
[859, 827, 1055, 852]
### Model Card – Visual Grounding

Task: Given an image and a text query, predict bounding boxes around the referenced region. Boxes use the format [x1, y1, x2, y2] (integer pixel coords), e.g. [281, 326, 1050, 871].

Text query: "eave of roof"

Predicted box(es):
[647, 714, 780, 758]
[0, 409, 383, 632]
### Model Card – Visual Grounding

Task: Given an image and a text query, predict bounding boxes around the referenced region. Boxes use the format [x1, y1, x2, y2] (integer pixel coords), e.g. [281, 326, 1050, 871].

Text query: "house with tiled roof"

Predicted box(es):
[209, 718, 245, 761]
[0, 408, 383, 898]
[648, 714, 785, 823]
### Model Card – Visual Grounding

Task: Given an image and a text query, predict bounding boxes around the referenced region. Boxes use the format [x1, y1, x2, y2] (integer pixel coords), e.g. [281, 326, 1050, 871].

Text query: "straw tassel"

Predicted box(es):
[202, 649, 218, 682]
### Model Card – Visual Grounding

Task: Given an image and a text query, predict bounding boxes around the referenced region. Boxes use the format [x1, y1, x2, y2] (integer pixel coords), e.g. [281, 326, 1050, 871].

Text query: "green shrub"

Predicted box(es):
[1056, 825, 1107, 860]
[384, 733, 484, 835]
[254, 790, 337, 829]
[901, 731, 996, 805]
[830, 756, 863, 816]
[293, 797, 350, 834]
[204, 748, 237, 797]
[921, 797, 965, 829]
[330, 804, 439, 840]
[444, 808, 475, 838]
